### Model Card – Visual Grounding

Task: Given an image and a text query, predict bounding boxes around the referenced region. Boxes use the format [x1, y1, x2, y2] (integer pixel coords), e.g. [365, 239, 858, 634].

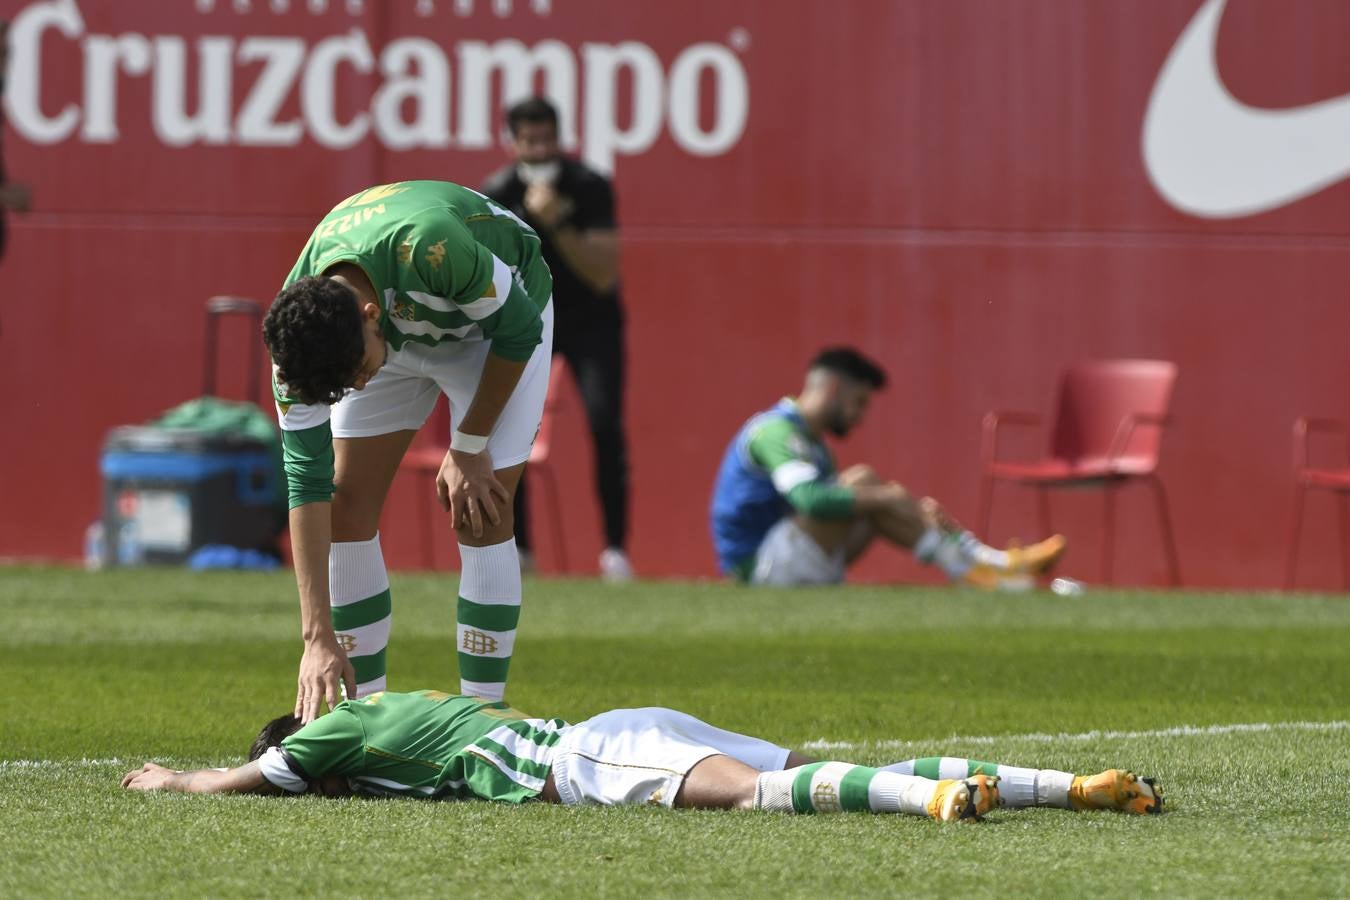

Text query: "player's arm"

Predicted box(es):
[543, 226, 618, 294]
[290, 499, 356, 721]
[121, 761, 282, 795]
[747, 420, 858, 520]
[257, 704, 367, 795]
[409, 212, 544, 535]
[409, 211, 544, 421]
[527, 175, 619, 294]
[273, 374, 357, 721]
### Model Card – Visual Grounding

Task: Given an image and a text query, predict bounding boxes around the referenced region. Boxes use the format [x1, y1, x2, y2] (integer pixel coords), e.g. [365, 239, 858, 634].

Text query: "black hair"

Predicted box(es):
[249, 713, 304, 762]
[808, 347, 888, 389]
[506, 95, 560, 136]
[262, 276, 365, 405]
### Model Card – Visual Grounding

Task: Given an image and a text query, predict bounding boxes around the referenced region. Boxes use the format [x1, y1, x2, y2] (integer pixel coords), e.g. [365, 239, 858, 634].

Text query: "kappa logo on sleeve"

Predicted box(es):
[424, 239, 448, 271]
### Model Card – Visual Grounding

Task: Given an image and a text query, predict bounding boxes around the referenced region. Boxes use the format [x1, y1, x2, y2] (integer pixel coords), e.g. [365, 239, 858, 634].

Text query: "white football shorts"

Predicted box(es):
[751, 516, 847, 586]
[330, 301, 554, 469]
[550, 707, 792, 808]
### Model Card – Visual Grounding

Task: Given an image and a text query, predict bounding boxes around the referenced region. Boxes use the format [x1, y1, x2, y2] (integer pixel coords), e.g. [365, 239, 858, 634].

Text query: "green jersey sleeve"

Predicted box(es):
[405, 208, 543, 362]
[280, 705, 367, 780]
[280, 425, 335, 509]
[747, 417, 856, 519]
[272, 368, 336, 509]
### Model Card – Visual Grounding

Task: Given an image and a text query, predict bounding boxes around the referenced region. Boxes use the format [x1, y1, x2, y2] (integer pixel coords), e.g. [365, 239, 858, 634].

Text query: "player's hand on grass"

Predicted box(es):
[122, 762, 177, 791]
[438, 448, 509, 539]
[296, 635, 356, 724]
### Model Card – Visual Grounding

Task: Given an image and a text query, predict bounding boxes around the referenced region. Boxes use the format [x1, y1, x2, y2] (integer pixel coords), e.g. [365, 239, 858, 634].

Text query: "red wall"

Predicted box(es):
[3, 0, 1349, 588]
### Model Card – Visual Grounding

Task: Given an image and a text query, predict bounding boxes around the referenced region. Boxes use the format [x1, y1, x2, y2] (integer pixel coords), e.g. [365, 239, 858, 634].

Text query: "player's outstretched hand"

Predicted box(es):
[437, 448, 509, 539]
[296, 636, 356, 723]
[122, 762, 177, 791]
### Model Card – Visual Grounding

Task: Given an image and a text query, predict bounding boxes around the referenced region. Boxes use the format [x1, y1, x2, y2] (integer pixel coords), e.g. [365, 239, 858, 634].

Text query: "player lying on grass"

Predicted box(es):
[710, 347, 1068, 588]
[121, 689, 1162, 822]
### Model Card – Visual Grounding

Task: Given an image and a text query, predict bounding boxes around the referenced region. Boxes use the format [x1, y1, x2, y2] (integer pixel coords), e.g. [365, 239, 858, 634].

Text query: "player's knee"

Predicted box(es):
[455, 513, 517, 547]
[330, 488, 383, 542]
[839, 464, 881, 487]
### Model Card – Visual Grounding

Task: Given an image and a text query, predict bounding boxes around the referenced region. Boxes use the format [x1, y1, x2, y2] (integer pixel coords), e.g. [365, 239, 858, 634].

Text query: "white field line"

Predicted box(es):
[0, 757, 128, 770]
[1, 721, 1346, 770]
[801, 719, 1350, 752]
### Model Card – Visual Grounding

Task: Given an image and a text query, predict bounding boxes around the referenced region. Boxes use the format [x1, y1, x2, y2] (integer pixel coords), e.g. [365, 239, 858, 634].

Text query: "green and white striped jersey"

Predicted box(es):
[258, 690, 566, 802]
[271, 180, 554, 507]
[282, 180, 551, 359]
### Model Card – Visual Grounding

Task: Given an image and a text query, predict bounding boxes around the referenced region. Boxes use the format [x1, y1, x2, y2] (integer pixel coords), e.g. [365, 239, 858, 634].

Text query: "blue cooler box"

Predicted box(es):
[99, 426, 285, 566]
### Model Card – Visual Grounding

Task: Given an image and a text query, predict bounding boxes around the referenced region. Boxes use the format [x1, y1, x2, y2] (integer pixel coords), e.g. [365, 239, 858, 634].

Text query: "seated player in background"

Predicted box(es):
[121, 689, 1162, 822]
[710, 347, 1067, 587]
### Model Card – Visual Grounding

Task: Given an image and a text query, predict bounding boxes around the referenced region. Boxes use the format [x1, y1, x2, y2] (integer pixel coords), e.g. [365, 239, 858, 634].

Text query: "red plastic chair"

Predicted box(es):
[977, 360, 1181, 585]
[401, 358, 570, 570]
[1284, 417, 1350, 589]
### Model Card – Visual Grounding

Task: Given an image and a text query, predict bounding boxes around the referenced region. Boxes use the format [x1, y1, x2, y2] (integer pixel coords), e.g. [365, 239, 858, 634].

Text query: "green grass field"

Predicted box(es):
[1, 565, 1346, 897]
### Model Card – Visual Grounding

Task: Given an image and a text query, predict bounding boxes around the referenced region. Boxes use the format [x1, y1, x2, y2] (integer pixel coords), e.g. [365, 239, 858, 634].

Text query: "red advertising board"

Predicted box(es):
[3, 0, 1350, 587]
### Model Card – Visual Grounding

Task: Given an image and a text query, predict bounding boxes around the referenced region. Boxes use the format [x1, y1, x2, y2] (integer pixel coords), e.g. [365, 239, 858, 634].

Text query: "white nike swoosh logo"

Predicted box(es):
[1143, 0, 1350, 218]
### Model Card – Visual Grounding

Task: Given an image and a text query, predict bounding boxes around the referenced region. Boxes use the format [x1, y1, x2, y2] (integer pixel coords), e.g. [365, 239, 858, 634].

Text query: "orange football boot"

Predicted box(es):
[1070, 769, 1164, 815]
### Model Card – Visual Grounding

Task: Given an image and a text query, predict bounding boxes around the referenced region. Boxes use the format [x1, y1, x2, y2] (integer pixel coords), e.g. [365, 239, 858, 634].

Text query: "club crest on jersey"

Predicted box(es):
[336, 633, 357, 652]
[461, 628, 498, 655]
[272, 372, 295, 414]
[392, 299, 417, 321]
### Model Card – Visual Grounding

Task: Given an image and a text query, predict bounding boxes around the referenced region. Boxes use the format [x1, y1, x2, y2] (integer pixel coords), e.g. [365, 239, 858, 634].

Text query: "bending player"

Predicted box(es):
[122, 689, 1162, 822]
[263, 181, 552, 721]
[711, 347, 1067, 587]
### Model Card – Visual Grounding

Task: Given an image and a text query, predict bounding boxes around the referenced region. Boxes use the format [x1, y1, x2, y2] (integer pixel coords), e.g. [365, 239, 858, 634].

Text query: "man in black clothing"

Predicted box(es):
[480, 96, 633, 581]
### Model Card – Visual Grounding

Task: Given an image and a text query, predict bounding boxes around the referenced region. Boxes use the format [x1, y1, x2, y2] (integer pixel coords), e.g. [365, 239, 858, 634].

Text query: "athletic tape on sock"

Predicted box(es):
[753, 769, 796, 812]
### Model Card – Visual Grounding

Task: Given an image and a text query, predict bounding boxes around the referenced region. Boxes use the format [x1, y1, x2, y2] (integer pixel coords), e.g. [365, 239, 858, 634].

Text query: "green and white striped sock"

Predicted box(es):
[912, 528, 974, 579]
[955, 533, 1011, 569]
[456, 538, 522, 701]
[754, 762, 937, 816]
[329, 533, 392, 697]
[881, 757, 1073, 808]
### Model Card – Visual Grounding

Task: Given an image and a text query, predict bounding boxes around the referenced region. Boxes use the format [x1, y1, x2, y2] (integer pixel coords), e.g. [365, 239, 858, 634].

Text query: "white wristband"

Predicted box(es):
[451, 430, 489, 455]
